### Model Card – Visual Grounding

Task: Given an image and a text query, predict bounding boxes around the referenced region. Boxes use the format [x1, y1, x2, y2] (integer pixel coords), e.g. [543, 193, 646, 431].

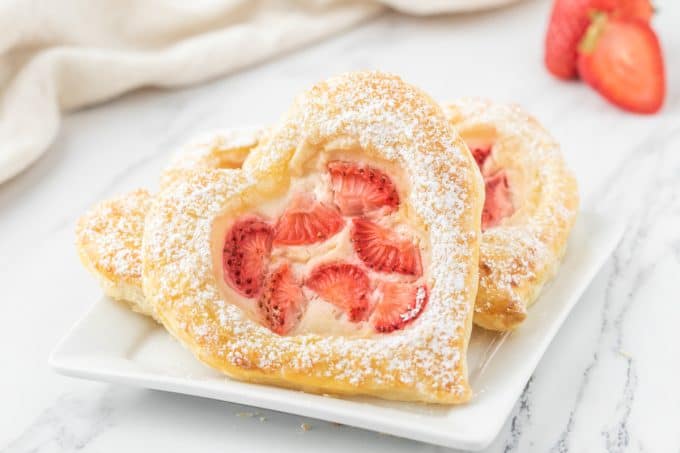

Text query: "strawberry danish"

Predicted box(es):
[141, 72, 483, 403]
[444, 98, 579, 331]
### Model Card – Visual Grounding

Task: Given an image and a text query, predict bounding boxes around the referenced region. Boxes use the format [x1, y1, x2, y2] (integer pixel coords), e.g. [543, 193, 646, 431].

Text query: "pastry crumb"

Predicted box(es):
[618, 349, 632, 359]
[300, 423, 312, 432]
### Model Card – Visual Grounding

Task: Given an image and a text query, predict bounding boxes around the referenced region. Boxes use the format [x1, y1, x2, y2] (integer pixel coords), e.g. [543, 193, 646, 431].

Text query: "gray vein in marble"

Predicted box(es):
[1, 390, 116, 453]
[502, 377, 533, 453]
[602, 356, 637, 453]
[549, 352, 600, 453]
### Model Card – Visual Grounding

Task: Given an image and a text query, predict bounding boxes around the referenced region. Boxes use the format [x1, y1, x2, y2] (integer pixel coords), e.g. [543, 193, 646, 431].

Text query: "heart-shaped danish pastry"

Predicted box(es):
[140, 72, 483, 403]
[444, 99, 579, 331]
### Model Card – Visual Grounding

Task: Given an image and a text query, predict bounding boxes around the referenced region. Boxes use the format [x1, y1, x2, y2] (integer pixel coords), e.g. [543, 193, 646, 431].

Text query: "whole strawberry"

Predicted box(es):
[545, 0, 653, 79]
[545, 0, 617, 79]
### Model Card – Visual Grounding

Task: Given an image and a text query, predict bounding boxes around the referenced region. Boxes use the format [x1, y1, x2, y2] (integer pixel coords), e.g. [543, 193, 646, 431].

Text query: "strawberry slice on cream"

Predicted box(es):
[469, 144, 515, 231]
[221, 159, 429, 336]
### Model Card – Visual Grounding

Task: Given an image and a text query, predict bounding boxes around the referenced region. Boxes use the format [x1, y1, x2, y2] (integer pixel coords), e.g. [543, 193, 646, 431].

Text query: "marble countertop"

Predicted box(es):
[1, 0, 679, 451]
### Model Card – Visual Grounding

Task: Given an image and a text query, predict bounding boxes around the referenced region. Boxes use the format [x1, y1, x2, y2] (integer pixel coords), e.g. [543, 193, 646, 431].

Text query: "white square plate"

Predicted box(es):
[50, 210, 623, 451]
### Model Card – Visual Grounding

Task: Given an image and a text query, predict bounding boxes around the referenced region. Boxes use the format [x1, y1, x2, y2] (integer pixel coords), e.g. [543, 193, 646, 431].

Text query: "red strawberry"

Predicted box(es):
[614, 0, 653, 21]
[372, 282, 428, 333]
[328, 161, 399, 216]
[471, 146, 492, 168]
[482, 171, 514, 230]
[351, 218, 422, 277]
[223, 216, 273, 298]
[273, 193, 344, 246]
[578, 14, 665, 113]
[306, 262, 370, 322]
[545, 0, 654, 80]
[545, 0, 618, 79]
[259, 264, 307, 335]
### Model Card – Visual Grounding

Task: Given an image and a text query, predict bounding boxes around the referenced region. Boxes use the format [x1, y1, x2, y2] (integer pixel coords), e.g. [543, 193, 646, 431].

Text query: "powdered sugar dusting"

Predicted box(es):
[401, 286, 427, 322]
[77, 189, 151, 285]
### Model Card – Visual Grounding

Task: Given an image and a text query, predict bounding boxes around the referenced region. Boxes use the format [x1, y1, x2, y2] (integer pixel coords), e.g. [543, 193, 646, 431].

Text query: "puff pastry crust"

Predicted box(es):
[75, 188, 152, 315]
[75, 128, 263, 319]
[159, 126, 264, 190]
[444, 99, 579, 331]
[140, 72, 483, 403]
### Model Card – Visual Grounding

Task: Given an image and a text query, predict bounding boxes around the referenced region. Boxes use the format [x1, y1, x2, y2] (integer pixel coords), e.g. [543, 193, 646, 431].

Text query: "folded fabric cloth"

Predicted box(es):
[0, 0, 518, 183]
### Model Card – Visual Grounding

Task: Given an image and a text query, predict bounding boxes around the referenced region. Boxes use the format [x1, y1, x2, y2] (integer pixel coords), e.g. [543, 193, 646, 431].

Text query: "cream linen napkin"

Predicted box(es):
[0, 0, 516, 183]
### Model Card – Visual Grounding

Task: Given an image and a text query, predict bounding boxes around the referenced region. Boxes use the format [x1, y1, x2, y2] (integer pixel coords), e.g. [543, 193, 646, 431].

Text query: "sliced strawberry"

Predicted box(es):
[259, 264, 307, 335]
[578, 14, 665, 114]
[306, 262, 370, 322]
[545, 0, 618, 79]
[223, 216, 273, 298]
[351, 218, 422, 277]
[482, 171, 514, 230]
[328, 161, 399, 216]
[372, 282, 428, 333]
[273, 193, 344, 246]
[471, 146, 492, 168]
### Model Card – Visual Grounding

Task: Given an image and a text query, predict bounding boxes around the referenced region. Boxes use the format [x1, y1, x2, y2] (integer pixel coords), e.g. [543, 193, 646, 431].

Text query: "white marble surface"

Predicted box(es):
[1, 0, 679, 451]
